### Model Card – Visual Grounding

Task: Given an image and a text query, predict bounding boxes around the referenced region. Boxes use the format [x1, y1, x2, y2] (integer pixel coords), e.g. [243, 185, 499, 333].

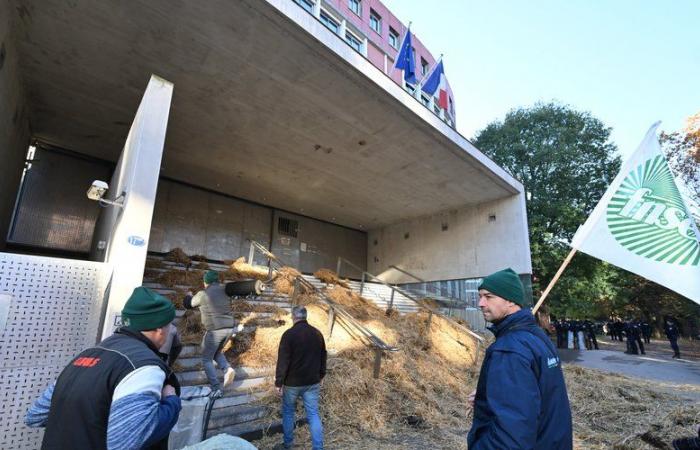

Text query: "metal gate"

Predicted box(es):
[0, 253, 112, 449]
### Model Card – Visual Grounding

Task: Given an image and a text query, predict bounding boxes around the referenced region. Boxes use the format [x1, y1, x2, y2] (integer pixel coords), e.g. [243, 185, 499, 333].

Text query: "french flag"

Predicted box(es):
[420, 58, 449, 110]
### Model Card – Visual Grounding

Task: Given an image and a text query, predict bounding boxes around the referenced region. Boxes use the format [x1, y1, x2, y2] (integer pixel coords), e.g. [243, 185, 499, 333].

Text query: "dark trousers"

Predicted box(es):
[670, 338, 680, 357]
[586, 333, 599, 350]
[627, 336, 644, 354]
[643, 334, 651, 344]
[556, 332, 566, 349]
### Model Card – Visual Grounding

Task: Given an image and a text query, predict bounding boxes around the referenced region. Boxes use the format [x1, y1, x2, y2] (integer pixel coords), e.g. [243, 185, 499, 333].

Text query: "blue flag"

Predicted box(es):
[420, 59, 444, 96]
[393, 29, 416, 84]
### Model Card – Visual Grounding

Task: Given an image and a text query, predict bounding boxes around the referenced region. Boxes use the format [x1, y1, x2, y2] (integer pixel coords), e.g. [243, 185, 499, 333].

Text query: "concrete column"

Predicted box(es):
[312, 0, 321, 18]
[363, 37, 369, 58]
[98, 75, 173, 339]
[339, 19, 347, 38]
[0, 2, 31, 250]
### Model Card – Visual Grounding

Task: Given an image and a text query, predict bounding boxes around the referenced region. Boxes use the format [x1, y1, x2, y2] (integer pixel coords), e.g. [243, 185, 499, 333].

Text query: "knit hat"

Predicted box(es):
[478, 268, 525, 306]
[121, 287, 175, 331]
[204, 270, 219, 284]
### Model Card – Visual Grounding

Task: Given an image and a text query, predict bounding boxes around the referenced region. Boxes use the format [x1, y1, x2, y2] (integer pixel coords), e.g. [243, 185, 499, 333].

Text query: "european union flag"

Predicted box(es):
[392, 29, 416, 84]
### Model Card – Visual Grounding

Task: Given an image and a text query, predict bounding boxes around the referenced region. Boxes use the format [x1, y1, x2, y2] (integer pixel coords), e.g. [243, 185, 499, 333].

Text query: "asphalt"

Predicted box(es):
[559, 339, 700, 400]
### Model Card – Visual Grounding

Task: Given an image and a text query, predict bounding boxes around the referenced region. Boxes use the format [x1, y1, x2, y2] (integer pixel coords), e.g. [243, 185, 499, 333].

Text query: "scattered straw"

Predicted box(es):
[313, 268, 350, 289]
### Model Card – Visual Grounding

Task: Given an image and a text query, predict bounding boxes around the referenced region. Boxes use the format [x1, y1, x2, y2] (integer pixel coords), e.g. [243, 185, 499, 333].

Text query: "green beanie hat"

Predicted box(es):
[204, 270, 219, 284]
[478, 268, 525, 306]
[121, 287, 175, 331]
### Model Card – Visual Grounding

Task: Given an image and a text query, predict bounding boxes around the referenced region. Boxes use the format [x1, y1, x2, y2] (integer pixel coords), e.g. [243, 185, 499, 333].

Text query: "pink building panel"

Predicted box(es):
[309, 0, 455, 118]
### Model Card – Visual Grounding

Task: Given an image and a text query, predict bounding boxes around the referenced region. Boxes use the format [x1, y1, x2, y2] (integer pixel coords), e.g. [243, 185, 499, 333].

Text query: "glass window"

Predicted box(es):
[346, 32, 362, 52]
[421, 57, 429, 76]
[294, 0, 314, 14]
[320, 10, 340, 34]
[348, 0, 361, 16]
[389, 27, 399, 49]
[369, 9, 382, 34]
[421, 94, 430, 106]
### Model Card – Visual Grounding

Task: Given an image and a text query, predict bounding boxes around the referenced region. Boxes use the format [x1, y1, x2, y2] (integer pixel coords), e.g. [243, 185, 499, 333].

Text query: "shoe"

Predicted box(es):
[210, 389, 224, 399]
[224, 367, 236, 387]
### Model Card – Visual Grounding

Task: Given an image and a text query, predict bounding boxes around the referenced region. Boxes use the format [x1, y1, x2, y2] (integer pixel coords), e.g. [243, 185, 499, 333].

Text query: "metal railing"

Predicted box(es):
[247, 240, 398, 378]
[387, 264, 468, 308]
[337, 257, 485, 351]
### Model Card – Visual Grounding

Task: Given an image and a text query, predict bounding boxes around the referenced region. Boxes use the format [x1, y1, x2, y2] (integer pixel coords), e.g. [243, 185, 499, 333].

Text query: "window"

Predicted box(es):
[294, 0, 314, 14]
[346, 31, 362, 52]
[320, 10, 340, 34]
[348, 0, 361, 16]
[369, 9, 382, 34]
[421, 57, 429, 76]
[421, 93, 430, 106]
[405, 83, 416, 94]
[389, 27, 399, 49]
[278, 217, 299, 238]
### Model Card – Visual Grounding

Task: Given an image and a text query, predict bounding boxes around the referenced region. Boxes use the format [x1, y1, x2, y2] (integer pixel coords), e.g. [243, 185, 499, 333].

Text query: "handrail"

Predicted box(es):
[387, 265, 462, 304]
[247, 240, 398, 377]
[337, 257, 485, 344]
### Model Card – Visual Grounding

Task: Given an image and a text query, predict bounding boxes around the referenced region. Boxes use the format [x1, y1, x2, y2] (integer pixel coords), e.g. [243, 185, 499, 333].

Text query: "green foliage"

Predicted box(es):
[474, 102, 620, 318]
[474, 104, 700, 329]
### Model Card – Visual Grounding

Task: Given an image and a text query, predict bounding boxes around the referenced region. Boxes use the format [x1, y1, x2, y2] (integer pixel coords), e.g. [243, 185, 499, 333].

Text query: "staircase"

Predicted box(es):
[142, 254, 294, 441]
[302, 275, 420, 314]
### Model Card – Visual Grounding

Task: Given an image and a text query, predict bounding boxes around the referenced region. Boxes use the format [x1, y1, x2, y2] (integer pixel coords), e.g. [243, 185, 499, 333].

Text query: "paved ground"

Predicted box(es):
[559, 337, 700, 400]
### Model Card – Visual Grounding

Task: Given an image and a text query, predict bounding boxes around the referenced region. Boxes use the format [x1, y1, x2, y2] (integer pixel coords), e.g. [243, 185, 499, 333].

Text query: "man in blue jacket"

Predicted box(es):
[467, 268, 572, 449]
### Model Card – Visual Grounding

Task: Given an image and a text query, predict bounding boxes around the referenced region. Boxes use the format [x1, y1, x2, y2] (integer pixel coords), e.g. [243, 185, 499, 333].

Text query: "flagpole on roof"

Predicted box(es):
[418, 53, 443, 88]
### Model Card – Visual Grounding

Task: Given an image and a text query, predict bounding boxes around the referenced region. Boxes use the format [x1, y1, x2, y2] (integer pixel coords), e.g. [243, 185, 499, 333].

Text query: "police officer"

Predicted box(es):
[584, 320, 599, 350]
[665, 318, 682, 359]
[640, 320, 652, 344]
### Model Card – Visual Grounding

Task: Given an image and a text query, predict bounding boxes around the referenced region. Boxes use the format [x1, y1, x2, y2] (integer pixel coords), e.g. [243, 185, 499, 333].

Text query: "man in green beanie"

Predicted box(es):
[467, 268, 572, 449]
[184, 270, 236, 398]
[26, 286, 182, 449]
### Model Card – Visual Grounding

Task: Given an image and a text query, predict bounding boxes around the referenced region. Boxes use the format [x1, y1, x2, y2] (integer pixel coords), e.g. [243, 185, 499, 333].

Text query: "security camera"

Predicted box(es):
[87, 180, 125, 208]
[87, 180, 109, 201]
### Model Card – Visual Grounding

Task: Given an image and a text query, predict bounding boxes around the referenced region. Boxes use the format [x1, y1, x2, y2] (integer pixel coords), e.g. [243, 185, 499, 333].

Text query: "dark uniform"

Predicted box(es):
[665, 320, 681, 358]
[624, 321, 645, 355]
[640, 321, 652, 344]
[584, 321, 599, 350]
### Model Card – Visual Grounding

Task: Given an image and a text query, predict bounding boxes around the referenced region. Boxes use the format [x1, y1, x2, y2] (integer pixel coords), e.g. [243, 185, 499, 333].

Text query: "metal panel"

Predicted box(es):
[8, 147, 111, 252]
[147, 180, 273, 262]
[0, 253, 111, 449]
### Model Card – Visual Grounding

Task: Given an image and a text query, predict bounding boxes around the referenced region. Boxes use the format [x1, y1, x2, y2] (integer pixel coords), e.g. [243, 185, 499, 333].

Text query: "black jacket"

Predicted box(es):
[42, 328, 180, 450]
[275, 320, 327, 387]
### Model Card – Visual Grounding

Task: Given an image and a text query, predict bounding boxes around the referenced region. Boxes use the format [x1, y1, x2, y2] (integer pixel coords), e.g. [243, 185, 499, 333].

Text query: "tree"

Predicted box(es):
[473, 102, 621, 317]
[661, 112, 700, 226]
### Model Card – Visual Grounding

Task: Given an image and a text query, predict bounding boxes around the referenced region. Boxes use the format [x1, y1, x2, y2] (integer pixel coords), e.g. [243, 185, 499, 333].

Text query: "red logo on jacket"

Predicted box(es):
[73, 357, 100, 367]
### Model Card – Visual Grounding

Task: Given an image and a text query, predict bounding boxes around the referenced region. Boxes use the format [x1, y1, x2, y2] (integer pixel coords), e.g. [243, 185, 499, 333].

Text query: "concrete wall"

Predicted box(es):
[368, 193, 532, 283]
[0, 1, 30, 249]
[149, 180, 367, 272]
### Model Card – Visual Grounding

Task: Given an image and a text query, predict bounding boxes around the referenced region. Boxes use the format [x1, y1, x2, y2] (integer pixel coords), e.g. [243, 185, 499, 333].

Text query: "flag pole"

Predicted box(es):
[531, 247, 578, 315]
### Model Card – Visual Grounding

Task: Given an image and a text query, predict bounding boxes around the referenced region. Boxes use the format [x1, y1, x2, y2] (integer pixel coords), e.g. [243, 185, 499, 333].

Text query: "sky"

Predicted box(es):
[382, 0, 700, 159]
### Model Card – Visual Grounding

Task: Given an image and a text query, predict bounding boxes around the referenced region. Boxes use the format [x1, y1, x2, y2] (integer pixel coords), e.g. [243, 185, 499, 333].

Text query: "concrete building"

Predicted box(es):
[0, 0, 532, 301]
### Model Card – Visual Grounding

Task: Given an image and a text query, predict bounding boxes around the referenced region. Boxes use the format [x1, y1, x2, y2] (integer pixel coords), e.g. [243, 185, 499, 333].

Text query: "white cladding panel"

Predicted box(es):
[0, 253, 111, 449]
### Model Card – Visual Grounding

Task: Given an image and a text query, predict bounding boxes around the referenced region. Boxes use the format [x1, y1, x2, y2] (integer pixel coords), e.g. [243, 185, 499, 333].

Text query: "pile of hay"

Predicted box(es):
[232, 284, 480, 449]
[164, 247, 191, 265]
[272, 267, 302, 295]
[564, 365, 700, 449]
[313, 268, 350, 289]
[224, 257, 272, 280]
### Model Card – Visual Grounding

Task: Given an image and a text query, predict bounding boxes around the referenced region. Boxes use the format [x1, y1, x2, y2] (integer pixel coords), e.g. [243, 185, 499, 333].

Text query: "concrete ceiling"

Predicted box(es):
[10, 0, 521, 229]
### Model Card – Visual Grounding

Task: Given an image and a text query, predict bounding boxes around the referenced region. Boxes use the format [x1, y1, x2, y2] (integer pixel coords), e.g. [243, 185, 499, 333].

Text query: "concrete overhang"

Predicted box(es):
[9, 0, 523, 229]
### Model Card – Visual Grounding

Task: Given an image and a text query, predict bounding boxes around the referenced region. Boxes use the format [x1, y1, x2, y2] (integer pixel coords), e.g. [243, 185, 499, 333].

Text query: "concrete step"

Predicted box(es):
[177, 366, 274, 390]
[207, 404, 272, 430]
[206, 417, 306, 442]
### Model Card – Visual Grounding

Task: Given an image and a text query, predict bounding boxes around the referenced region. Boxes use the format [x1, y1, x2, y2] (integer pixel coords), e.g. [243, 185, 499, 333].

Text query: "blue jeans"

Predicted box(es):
[282, 383, 323, 450]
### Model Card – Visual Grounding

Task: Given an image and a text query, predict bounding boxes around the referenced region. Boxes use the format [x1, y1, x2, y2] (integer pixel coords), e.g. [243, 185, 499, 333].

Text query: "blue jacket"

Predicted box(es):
[468, 309, 572, 449]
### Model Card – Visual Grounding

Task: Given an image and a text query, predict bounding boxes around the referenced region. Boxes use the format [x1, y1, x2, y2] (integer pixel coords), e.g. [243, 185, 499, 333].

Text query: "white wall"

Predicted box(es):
[0, 2, 30, 249]
[368, 193, 532, 283]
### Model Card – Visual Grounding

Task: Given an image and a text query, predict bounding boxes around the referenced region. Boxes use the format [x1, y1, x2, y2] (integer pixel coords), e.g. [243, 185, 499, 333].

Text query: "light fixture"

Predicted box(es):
[87, 180, 125, 208]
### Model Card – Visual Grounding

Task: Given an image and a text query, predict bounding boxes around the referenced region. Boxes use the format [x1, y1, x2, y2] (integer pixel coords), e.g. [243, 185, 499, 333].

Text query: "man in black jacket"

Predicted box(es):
[275, 306, 327, 450]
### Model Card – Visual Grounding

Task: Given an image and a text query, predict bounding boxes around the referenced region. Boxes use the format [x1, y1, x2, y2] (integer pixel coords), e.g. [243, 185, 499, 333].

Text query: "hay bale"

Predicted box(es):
[273, 266, 302, 294]
[165, 248, 191, 266]
[313, 268, 350, 288]
[227, 257, 271, 280]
